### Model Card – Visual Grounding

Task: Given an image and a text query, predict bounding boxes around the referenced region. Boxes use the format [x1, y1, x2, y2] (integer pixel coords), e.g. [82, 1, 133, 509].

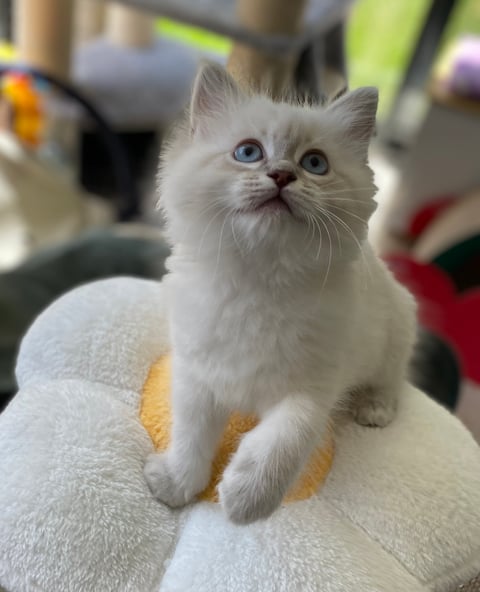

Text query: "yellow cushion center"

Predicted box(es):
[140, 355, 335, 503]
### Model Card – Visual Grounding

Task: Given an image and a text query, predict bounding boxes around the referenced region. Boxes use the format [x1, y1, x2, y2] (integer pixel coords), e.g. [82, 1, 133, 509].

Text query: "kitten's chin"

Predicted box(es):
[231, 208, 303, 254]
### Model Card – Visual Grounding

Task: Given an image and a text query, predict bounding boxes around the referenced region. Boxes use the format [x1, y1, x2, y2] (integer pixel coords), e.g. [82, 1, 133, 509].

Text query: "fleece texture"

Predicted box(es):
[0, 277, 479, 592]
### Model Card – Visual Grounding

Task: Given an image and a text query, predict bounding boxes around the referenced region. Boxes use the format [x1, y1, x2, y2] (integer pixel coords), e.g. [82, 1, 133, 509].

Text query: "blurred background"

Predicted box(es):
[0, 0, 479, 440]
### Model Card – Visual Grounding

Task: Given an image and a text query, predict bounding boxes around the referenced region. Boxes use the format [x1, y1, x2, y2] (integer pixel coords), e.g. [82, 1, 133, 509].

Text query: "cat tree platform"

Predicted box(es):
[93, 0, 354, 53]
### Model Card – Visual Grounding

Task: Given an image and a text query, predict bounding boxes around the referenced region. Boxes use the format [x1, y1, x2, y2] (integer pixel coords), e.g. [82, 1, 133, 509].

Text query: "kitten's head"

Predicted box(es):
[159, 63, 378, 267]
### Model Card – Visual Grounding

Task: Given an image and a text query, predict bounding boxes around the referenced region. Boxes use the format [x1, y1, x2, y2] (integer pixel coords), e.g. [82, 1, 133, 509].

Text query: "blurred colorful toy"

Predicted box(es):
[435, 35, 480, 101]
[1, 72, 45, 147]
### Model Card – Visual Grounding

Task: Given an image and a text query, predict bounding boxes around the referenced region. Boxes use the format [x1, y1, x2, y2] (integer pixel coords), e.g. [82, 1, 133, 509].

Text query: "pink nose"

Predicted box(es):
[268, 169, 297, 188]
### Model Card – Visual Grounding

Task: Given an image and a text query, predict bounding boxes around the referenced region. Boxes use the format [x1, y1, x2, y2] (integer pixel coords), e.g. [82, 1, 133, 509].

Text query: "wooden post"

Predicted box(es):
[106, 3, 155, 49]
[74, 0, 106, 45]
[14, 0, 74, 80]
[227, 0, 308, 97]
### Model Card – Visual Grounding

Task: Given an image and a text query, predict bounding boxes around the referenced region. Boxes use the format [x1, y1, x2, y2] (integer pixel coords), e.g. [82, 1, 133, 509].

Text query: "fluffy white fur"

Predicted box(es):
[144, 64, 417, 525]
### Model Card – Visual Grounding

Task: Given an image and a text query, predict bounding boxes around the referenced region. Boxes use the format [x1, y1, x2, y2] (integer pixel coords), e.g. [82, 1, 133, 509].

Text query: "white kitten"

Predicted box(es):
[144, 64, 416, 525]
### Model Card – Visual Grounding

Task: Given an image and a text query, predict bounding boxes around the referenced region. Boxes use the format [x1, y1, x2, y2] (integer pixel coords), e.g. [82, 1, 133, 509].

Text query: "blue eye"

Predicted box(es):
[300, 151, 329, 175]
[233, 141, 263, 163]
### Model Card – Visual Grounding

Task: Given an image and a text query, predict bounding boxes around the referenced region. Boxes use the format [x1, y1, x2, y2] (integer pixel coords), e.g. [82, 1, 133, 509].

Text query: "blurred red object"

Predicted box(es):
[384, 254, 480, 384]
[407, 195, 456, 238]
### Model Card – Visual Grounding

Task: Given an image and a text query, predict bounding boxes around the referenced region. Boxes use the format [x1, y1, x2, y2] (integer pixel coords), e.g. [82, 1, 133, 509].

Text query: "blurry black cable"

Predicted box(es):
[0, 63, 139, 220]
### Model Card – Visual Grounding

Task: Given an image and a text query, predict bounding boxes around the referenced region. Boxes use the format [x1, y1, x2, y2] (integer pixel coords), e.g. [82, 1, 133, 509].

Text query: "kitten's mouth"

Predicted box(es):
[252, 193, 292, 215]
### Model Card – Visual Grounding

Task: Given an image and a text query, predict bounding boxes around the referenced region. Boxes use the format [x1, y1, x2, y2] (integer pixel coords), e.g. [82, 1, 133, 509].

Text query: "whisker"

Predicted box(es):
[323, 209, 372, 282]
[230, 218, 242, 252]
[313, 202, 344, 254]
[178, 196, 227, 244]
[214, 214, 229, 279]
[315, 205, 360, 247]
[327, 204, 369, 226]
[312, 205, 342, 256]
[312, 214, 323, 260]
[308, 201, 366, 233]
[326, 187, 374, 193]
[316, 215, 332, 290]
[324, 210, 342, 253]
[310, 180, 372, 194]
[305, 212, 317, 253]
[197, 206, 229, 256]
[326, 196, 374, 202]
[308, 201, 363, 259]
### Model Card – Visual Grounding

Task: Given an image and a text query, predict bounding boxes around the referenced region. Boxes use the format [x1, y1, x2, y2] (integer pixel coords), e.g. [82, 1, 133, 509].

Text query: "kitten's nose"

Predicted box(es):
[268, 169, 297, 188]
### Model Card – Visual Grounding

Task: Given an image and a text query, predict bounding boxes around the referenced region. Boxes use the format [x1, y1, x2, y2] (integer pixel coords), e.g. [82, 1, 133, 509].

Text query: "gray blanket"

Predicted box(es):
[0, 230, 169, 400]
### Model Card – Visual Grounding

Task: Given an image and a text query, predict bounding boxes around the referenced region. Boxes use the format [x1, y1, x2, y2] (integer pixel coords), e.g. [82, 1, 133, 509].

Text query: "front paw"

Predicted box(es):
[218, 457, 284, 525]
[354, 396, 397, 427]
[144, 452, 194, 508]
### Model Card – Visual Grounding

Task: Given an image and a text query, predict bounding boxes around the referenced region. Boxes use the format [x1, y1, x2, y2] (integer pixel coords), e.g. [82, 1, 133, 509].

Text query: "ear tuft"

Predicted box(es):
[190, 62, 243, 133]
[327, 86, 378, 150]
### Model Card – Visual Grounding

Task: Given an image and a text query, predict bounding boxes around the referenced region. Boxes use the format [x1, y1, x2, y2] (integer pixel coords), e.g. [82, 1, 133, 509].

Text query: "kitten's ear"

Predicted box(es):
[327, 87, 378, 154]
[190, 62, 243, 134]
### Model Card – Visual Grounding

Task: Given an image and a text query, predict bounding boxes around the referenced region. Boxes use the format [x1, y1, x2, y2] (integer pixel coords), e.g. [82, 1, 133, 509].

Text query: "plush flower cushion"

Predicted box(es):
[1, 277, 479, 592]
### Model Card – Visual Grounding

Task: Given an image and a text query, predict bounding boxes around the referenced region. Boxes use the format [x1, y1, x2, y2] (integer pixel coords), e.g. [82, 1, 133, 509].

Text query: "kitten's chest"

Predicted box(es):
[191, 288, 298, 357]
[205, 295, 311, 405]
[170, 274, 339, 388]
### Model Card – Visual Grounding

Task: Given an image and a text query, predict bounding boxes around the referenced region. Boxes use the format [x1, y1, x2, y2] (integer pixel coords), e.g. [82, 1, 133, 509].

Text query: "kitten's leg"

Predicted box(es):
[354, 302, 415, 427]
[218, 393, 330, 525]
[144, 373, 227, 507]
[354, 349, 411, 427]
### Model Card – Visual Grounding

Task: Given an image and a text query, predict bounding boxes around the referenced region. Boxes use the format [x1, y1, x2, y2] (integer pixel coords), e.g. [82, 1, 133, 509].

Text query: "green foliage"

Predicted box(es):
[347, 0, 430, 113]
[347, 0, 480, 114]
